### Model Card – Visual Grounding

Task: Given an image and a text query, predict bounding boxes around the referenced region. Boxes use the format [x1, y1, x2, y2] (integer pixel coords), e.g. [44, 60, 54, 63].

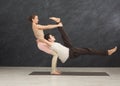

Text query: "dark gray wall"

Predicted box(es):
[0, 0, 120, 67]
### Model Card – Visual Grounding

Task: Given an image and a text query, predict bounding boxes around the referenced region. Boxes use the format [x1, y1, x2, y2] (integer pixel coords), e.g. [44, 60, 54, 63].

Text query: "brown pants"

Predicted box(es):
[57, 27, 108, 59]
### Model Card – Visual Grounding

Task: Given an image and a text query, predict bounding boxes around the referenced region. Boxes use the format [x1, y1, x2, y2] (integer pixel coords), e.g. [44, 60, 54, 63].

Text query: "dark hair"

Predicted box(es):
[44, 33, 51, 40]
[28, 14, 37, 22]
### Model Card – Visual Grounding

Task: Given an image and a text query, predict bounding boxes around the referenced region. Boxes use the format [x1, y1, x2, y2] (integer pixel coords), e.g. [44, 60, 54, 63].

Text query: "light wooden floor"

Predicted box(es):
[0, 67, 120, 86]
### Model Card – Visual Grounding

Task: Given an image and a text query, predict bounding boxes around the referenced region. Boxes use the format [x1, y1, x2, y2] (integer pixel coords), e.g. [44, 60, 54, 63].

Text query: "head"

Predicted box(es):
[28, 14, 39, 24]
[44, 33, 56, 42]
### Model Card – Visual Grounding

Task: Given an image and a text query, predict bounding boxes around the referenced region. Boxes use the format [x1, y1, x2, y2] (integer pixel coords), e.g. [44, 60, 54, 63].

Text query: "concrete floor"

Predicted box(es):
[0, 67, 120, 86]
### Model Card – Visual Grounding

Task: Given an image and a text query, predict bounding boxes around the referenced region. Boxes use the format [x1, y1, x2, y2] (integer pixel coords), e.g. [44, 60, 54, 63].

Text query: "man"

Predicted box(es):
[44, 18, 117, 74]
[28, 15, 63, 75]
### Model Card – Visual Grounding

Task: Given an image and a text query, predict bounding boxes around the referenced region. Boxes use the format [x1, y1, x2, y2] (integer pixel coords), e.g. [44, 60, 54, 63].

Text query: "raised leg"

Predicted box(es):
[69, 46, 117, 58]
[50, 17, 73, 48]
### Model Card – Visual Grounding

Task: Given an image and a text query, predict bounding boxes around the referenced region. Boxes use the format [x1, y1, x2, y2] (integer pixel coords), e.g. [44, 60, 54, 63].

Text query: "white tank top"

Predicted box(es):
[50, 42, 69, 63]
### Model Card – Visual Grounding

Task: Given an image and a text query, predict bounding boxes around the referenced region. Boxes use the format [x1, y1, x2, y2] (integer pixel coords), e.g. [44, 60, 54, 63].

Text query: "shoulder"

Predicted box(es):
[51, 42, 59, 46]
[54, 42, 60, 45]
[33, 24, 44, 30]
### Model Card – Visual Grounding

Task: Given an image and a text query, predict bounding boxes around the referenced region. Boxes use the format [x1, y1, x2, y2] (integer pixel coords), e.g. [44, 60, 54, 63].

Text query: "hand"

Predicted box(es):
[58, 22, 63, 27]
[49, 17, 61, 23]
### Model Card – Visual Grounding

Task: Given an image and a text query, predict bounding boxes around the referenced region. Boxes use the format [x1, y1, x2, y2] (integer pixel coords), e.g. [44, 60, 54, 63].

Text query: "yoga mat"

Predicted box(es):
[29, 72, 109, 76]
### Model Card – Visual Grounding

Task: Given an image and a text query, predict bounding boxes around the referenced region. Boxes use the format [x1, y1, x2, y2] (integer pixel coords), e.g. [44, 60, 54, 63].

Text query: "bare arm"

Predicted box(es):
[37, 23, 63, 30]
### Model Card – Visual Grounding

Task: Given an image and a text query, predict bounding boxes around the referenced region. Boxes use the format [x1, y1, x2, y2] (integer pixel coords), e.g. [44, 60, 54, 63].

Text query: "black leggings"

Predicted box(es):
[57, 27, 108, 59]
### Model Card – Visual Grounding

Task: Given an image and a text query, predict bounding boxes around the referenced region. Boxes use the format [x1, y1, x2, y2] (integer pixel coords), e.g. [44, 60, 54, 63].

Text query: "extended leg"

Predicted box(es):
[49, 17, 73, 48]
[58, 27, 73, 48]
[69, 46, 117, 58]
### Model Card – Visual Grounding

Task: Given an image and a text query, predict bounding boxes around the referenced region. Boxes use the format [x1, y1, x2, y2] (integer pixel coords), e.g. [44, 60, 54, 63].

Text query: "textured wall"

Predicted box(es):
[0, 0, 120, 67]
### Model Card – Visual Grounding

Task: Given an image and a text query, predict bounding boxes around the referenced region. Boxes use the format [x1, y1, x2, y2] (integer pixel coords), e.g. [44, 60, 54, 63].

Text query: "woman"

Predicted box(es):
[28, 15, 62, 75]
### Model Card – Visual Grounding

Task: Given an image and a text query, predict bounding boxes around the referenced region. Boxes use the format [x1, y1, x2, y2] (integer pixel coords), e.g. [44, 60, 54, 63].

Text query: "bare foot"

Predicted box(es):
[108, 46, 117, 55]
[51, 71, 61, 75]
[49, 17, 61, 23]
[56, 70, 62, 73]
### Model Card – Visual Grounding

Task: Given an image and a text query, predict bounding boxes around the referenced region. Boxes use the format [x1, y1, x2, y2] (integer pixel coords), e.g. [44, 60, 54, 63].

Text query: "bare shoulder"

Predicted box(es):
[32, 24, 41, 30]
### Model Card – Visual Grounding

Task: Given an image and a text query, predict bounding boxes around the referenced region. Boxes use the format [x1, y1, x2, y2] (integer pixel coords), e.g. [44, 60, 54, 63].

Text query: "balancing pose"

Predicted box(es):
[44, 17, 117, 75]
[28, 15, 63, 75]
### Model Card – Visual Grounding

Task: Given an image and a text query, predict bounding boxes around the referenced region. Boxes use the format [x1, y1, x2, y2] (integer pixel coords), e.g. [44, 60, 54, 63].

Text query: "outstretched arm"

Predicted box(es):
[36, 23, 63, 30]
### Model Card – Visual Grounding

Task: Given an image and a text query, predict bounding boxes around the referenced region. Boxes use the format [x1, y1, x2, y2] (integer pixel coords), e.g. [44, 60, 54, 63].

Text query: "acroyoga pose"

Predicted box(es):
[44, 17, 117, 75]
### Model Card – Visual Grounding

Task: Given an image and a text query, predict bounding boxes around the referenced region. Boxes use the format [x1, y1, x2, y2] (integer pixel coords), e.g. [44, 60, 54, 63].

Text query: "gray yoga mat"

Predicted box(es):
[29, 72, 109, 76]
